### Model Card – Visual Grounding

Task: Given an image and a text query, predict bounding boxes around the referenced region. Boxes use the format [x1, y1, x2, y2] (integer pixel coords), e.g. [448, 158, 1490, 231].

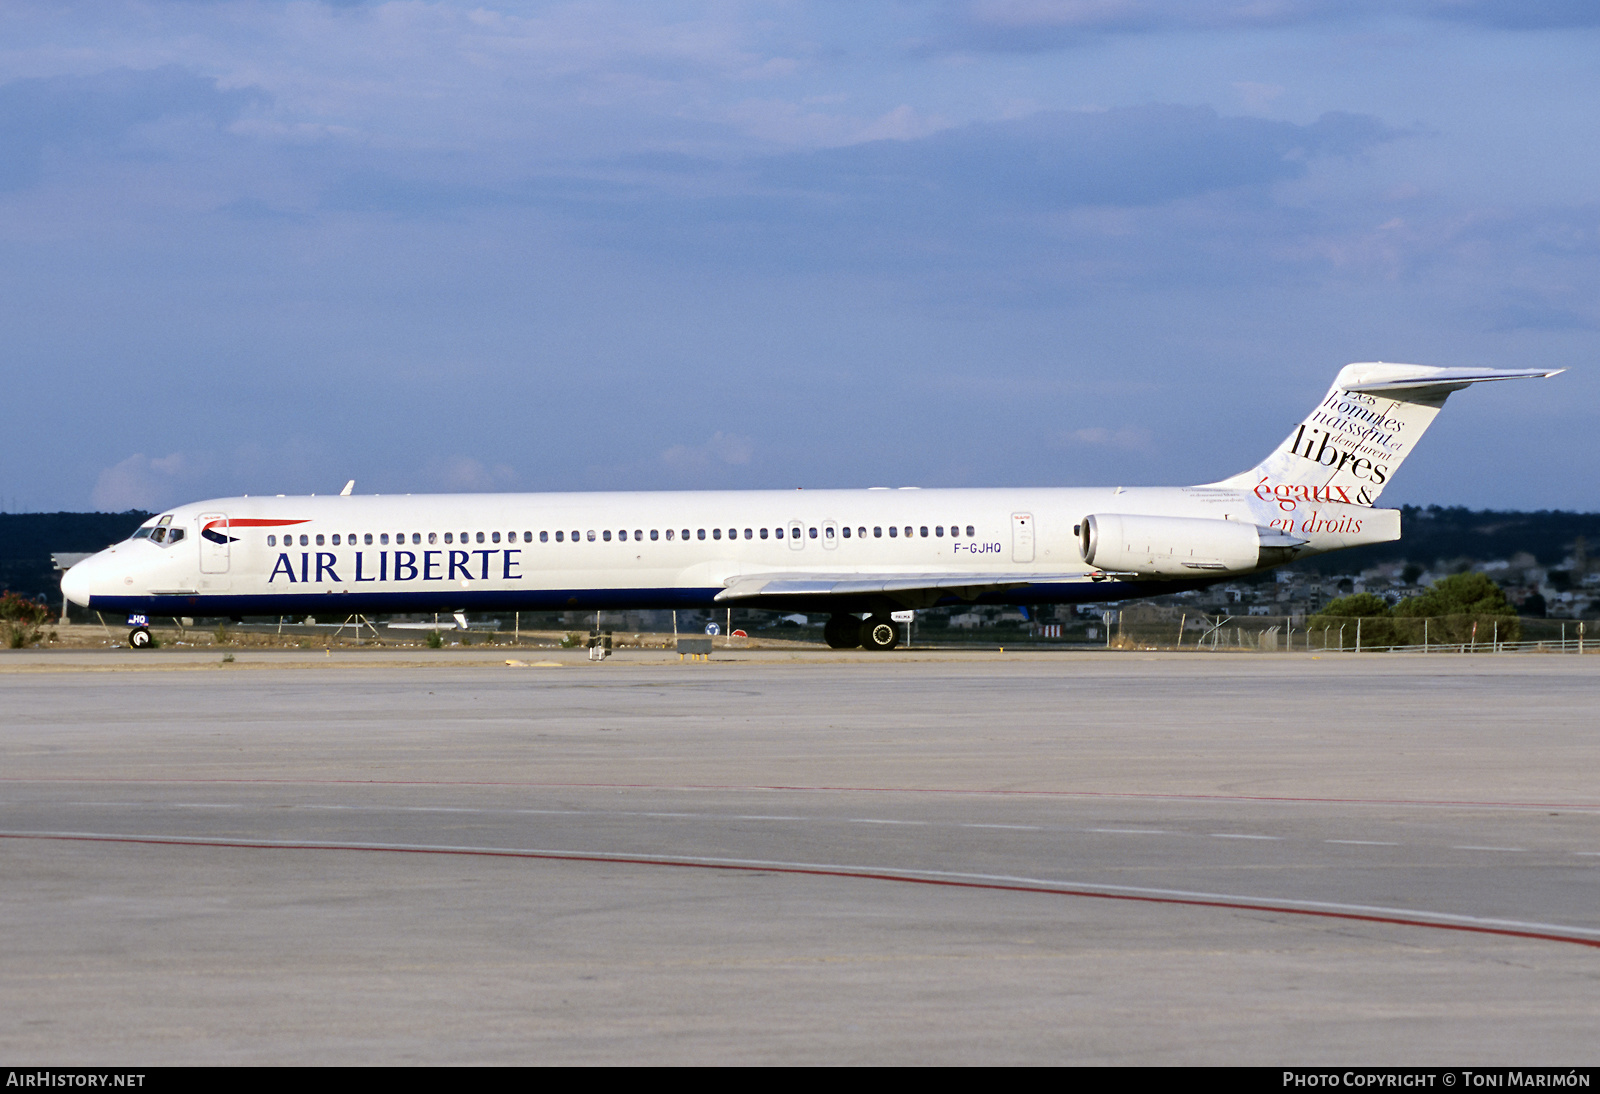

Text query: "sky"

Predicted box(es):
[2, 0, 1597, 513]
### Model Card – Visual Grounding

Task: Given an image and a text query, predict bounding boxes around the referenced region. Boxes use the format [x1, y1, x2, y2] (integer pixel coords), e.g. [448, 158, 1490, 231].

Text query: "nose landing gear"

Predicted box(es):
[129, 626, 153, 649]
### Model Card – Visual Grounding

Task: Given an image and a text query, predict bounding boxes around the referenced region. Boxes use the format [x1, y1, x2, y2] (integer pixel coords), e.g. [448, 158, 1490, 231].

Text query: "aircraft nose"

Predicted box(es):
[61, 559, 95, 608]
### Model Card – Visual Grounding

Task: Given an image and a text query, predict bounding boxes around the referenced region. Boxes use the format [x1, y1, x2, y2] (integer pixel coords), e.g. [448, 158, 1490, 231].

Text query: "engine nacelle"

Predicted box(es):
[1079, 514, 1303, 576]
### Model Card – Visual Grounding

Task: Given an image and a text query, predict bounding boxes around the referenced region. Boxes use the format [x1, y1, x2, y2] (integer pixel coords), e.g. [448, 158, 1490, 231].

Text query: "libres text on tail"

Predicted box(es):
[1207, 362, 1562, 506]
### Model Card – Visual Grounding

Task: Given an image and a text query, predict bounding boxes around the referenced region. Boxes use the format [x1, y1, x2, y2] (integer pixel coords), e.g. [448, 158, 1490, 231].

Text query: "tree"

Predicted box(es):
[1394, 572, 1521, 643]
[1308, 592, 1399, 649]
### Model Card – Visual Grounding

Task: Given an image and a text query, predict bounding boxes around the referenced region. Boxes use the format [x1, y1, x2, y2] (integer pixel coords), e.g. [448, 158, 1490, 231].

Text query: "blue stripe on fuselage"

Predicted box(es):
[85, 580, 1202, 617]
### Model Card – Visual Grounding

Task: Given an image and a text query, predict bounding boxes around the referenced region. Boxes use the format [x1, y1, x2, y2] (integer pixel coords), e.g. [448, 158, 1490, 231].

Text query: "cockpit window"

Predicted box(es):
[166, 528, 185, 545]
[132, 527, 154, 540]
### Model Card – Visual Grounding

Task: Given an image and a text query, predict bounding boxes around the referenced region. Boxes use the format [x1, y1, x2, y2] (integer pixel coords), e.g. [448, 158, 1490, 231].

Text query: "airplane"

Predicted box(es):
[61, 362, 1561, 651]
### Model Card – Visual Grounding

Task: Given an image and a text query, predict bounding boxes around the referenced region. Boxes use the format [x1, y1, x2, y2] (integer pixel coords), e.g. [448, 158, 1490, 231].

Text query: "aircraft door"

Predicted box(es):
[1011, 512, 1035, 563]
[788, 521, 805, 549]
[198, 513, 231, 573]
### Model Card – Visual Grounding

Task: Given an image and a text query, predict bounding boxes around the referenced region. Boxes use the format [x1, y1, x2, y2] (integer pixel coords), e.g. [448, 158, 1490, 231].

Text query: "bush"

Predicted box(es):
[1308, 592, 1400, 649]
[1, 591, 52, 648]
[426, 630, 443, 649]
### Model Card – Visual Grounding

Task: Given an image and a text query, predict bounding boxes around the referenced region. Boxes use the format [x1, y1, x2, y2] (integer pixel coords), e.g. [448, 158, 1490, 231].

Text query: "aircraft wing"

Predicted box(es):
[713, 572, 1093, 601]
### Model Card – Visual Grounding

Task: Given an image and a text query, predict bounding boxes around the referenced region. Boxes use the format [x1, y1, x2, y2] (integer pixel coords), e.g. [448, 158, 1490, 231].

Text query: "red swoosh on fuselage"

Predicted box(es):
[202, 518, 311, 531]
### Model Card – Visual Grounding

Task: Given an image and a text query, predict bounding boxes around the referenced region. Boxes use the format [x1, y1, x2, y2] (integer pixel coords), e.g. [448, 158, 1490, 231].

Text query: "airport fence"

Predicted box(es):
[1104, 610, 1590, 654]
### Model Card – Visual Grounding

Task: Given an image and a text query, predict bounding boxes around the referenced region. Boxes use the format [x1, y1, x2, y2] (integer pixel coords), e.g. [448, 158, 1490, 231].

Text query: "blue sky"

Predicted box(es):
[2, 1, 1595, 512]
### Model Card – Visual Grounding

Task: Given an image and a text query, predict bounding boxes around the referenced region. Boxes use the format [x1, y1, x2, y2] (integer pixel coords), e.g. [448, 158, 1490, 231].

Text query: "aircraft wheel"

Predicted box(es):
[128, 626, 153, 650]
[824, 615, 861, 649]
[859, 616, 900, 651]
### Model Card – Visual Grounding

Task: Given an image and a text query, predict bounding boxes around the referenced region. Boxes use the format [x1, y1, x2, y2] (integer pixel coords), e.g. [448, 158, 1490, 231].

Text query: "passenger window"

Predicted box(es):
[635, 529, 643, 541]
[935, 527, 942, 537]
[760, 528, 768, 539]
[698, 529, 706, 540]
[301, 534, 310, 546]
[712, 528, 721, 540]
[267, 535, 276, 547]
[618, 530, 627, 542]
[824, 526, 834, 539]
[874, 527, 882, 538]
[966, 525, 974, 537]
[331, 534, 341, 546]
[541, 531, 549, 543]
[888, 526, 897, 538]
[744, 528, 752, 539]
[775, 527, 783, 539]
[492, 531, 501, 543]
[364, 533, 373, 545]
[587, 530, 596, 542]
[666, 529, 675, 541]
[603, 530, 612, 542]
[728, 529, 736, 540]
[444, 533, 453, 544]
[524, 531, 533, 542]
[904, 527, 913, 538]
[842, 526, 850, 538]
[681, 529, 690, 540]
[555, 531, 564, 542]
[427, 533, 436, 545]
[315, 534, 325, 546]
[476, 532, 485, 544]
[919, 527, 928, 538]
[858, 527, 866, 538]
[809, 527, 817, 539]
[380, 534, 389, 545]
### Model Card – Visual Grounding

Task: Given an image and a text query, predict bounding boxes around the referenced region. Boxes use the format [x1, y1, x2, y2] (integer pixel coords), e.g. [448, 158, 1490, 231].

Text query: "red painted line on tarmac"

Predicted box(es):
[6, 831, 1599, 952]
[0, 776, 1595, 812]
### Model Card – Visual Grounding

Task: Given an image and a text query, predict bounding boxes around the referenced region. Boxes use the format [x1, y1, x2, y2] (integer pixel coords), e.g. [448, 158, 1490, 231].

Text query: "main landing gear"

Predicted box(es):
[824, 614, 900, 651]
[823, 614, 859, 649]
[129, 626, 152, 649]
[858, 616, 900, 651]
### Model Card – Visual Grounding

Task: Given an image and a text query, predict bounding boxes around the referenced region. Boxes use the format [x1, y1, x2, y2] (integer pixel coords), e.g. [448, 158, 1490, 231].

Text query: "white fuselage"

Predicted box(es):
[62, 484, 1396, 618]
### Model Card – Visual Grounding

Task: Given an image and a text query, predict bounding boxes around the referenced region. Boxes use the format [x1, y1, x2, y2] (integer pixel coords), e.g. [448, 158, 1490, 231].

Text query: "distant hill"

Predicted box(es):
[0, 511, 152, 602]
[1290, 506, 1600, 575]
[4, 506, 1597, 602]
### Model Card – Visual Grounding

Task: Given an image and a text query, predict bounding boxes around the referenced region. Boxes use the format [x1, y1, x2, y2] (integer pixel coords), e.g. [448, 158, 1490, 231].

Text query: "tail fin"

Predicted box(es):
[1207, 362, 1563, 505]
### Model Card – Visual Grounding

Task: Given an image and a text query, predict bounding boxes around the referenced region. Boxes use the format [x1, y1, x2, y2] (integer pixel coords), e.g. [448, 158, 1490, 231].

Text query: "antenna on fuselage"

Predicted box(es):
[340, 480, 355, 496]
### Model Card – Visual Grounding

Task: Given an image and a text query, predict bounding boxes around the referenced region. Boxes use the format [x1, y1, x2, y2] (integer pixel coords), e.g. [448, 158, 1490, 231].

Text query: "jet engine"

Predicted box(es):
[1078, 514, 1305, 576]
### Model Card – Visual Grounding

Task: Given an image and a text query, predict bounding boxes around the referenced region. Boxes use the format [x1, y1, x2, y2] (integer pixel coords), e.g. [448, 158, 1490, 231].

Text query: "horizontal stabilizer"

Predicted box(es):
[1337, 363, 1563, 394]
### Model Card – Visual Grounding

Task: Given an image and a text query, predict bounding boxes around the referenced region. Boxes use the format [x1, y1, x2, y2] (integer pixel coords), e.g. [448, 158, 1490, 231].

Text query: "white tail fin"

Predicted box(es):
[1208, 362, 1562, 506]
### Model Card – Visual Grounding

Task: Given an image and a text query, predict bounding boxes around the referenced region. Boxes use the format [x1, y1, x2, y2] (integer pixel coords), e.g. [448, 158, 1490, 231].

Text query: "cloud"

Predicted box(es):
[949, 0, 1600, 49]
[0, 66, 267, 190]
[763, 104, 1398, 209]
[1064, 426, 1154, 452]
[660, 432, 756, 475]
[90, 453, 203, 512]
[424, 456, 518, 492]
